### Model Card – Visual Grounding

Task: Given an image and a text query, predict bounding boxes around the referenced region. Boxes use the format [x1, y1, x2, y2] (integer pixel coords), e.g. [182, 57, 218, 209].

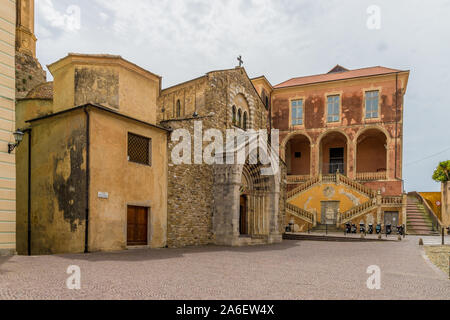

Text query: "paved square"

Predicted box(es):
[0, 236, 449, 300]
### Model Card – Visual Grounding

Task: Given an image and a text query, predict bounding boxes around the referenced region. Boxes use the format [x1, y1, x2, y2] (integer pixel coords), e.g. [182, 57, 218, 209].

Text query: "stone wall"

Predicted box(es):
[163, 117, 216, 247]
[15, 51, 46, 99]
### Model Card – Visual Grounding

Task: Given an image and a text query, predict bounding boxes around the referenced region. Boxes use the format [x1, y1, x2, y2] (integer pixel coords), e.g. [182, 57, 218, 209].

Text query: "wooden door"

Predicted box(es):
[239, 195, 248, 235]
[321, 201, 339, 225]
[384, 211, 399, 227]
[127, 206, 148, 246]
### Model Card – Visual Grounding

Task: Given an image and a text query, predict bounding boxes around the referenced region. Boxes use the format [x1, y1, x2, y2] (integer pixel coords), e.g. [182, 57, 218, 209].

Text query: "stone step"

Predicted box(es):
[408, 223, 433, 228]
[283, 233, 394, 242]
[408, 230, 440, 236]
[410, 225, 434, 229]
[407, 217, 429, 221]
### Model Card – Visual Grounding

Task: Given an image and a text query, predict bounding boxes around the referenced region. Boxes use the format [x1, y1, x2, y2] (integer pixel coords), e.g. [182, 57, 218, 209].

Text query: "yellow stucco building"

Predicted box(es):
[0, 0, 16, 255]
[16, 54, 169, 255]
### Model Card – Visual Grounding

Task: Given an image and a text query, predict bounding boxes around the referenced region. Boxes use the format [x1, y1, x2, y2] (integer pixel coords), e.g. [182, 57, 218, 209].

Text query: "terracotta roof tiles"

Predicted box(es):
[274, 66, 406, 88]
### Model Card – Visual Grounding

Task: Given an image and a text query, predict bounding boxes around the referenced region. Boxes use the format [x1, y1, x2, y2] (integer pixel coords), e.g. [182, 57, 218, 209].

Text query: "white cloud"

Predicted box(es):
[34, 0, 450, 191]
[37, 0, 81, 32]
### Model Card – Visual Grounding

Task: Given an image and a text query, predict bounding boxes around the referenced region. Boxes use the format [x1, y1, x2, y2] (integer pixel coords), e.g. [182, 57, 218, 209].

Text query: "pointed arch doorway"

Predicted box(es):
[239, 195, 248, 235]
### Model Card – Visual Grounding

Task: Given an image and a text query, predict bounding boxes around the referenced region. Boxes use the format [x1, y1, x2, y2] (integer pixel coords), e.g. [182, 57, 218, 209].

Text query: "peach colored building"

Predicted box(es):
[253, 65, 410, 232]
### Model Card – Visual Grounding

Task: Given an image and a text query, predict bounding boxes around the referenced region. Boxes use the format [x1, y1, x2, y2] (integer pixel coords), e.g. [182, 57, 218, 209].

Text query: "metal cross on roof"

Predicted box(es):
[237, 55, 243, 67]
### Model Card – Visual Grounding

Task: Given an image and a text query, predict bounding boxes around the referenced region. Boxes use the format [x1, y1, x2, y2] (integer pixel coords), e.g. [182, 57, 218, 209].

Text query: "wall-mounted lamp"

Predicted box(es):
[8, 130, 24, 154]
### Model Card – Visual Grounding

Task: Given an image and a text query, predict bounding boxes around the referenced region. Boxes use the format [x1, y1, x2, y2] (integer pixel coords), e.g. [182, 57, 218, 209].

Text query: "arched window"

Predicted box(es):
[243, 112, 248, 130]
[237, 109, 242, 128]
[176, 100, 181, 118]
[232, 105, 237, 125]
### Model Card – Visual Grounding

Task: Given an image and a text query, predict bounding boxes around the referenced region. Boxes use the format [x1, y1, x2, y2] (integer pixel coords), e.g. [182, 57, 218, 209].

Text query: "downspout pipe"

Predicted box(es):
[84, 107, 90, 253]
[25, 128, 32, 256]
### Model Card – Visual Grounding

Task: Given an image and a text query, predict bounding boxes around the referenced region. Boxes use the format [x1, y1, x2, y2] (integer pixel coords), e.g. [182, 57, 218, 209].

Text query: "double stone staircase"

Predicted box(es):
[286, 173, 403, 230]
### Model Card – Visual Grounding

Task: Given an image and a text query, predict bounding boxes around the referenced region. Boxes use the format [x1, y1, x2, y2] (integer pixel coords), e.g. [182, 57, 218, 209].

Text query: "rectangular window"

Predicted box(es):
[128, 133, 151, 166]
[365, 91, 379, 119]
[291, 99, 303, 126]
[327, 95, 340, 123]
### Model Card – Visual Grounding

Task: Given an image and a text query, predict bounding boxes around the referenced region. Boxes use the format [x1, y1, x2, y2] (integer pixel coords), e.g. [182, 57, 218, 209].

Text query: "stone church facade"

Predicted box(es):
[159, 68, 285, 247]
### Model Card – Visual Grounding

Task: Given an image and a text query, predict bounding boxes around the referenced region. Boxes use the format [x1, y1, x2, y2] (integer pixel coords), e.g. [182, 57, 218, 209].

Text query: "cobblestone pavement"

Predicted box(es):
[0, 236, 449, 300]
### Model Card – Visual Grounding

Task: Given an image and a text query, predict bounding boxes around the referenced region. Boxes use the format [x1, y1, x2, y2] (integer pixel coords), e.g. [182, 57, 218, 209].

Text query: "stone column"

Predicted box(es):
[376, 191, 382, 224]
[213, 165, 242, 246]
[348, 140, 356, 180]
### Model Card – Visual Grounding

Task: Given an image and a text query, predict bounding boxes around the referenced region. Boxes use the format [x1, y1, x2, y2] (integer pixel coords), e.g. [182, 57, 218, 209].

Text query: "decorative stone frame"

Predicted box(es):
[288, 96, 306, 130]
[324, 91, 343, 126]
[362, 87, 382, 123]
[212, 143, 281, 246]
[228, 84, 257, 130]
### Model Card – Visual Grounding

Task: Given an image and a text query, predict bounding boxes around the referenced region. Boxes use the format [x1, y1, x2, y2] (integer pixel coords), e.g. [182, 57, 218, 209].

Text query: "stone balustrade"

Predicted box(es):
[286, 203, 315, 225]
[287, 175, 311, 184]
[356, 171, 387, 181]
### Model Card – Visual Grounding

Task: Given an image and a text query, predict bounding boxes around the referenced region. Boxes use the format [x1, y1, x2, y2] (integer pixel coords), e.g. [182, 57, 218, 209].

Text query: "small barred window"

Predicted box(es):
[128, 133, 151, 166]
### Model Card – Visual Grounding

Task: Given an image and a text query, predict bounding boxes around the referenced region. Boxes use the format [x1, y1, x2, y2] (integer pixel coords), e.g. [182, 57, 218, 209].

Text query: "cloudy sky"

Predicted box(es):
[34, 0, 450, 192]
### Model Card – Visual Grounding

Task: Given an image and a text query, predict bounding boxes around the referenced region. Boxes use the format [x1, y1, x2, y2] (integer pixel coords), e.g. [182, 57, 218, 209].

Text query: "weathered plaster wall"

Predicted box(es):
[356, 136, 387, 172]
[289, 183, 370, 223]
[17, 110, 87, 255]
[50, 55, 161, 124]
[362, 180, 402, 196]
[88, 109, 168, 251]
[75, 67, 119, 109]
[15, 98, 53, 129]
[287, 138, 310, 175]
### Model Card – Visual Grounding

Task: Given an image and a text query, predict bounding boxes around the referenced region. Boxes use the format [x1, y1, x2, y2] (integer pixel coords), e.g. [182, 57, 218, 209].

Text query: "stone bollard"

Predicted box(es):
[419, 238, 424, 246]
[378, 235, 382, 240]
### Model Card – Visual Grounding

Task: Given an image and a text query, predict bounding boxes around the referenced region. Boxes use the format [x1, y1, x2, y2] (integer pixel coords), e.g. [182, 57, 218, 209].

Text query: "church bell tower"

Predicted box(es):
[15, 0, 46, 99]
[16, 0, 37, 57]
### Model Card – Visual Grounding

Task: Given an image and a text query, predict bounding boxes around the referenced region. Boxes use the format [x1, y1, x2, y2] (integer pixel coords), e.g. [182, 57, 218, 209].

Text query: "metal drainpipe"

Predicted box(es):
[84, 107, 90, 253]
[27, 128, 32, 256]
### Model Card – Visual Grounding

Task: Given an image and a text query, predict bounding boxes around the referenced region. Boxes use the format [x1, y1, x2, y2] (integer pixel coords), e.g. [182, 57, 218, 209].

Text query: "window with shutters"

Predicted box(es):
[128, 133, 151, 166]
